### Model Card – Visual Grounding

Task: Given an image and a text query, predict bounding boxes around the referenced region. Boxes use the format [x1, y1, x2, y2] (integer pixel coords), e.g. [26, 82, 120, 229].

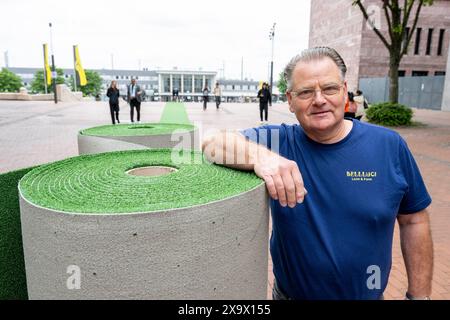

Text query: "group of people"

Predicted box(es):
[201, 82, 223, 110]
[106, 78, 143, 125]
[344, 89, 368, 120]
[202, 81, 273, 126]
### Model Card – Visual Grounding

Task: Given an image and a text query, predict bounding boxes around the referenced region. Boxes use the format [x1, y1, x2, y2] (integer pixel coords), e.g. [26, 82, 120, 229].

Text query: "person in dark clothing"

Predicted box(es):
[257, 82, 272, 124]
[344, 91, 357, 119]
[106, 80, 120, 124]
[202, 86, 209, 111]
[172, 88, 179, 102]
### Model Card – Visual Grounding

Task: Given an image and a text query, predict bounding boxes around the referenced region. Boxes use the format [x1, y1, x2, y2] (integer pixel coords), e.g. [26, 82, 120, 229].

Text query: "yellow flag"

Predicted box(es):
[74, 45, 87, 86]
[43, 44, 52, 86]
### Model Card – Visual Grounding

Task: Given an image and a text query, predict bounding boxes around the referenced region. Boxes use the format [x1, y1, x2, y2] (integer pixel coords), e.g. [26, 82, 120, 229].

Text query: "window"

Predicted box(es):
[116, 76, 119, 79]
[403, 27, 410, 55]
[414, 28, 422, 55]
[412, 70, 428, 77]
[426, 29, 433, 55]
[194, 76, 203, 92]
[437, 29, 445, 56]
[183, 76, 192, 93]
[398, 70, 406, 77]
[435, 71, 446, 76]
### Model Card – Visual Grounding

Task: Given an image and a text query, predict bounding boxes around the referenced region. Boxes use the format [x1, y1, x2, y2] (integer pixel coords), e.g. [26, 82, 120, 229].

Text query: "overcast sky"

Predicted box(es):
[0, 0, 311, 81]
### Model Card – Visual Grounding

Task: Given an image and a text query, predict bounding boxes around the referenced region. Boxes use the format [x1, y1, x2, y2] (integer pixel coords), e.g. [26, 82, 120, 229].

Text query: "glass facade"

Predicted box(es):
[194, 76, 203, 92]
[183, 76, 192, 93]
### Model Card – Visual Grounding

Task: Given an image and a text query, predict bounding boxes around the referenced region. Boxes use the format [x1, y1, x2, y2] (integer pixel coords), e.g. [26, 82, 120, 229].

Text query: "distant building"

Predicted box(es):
[7, 67, 278, 102]
[309, 0, 450, 90]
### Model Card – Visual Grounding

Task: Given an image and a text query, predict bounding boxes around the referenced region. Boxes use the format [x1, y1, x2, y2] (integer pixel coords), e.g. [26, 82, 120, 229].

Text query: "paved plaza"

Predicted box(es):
[0, 100, 449, 300]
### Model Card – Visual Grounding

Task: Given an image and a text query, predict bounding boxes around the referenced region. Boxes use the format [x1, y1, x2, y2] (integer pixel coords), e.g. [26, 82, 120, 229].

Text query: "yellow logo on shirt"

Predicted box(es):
[347, 171, 377, 182]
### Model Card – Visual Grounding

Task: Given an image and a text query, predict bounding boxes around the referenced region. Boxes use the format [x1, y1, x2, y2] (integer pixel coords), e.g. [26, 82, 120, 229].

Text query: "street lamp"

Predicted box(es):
[49, 22, 57, 103]
[269, 23, 276, 96]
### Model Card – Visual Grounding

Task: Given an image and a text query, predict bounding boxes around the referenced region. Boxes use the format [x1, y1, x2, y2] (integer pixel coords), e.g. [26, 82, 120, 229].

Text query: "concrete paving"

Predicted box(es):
[0, 100, 449, 300]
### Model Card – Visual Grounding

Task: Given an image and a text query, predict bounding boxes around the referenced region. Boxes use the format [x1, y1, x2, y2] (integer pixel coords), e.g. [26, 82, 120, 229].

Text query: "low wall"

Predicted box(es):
[0, 85, 83, 102]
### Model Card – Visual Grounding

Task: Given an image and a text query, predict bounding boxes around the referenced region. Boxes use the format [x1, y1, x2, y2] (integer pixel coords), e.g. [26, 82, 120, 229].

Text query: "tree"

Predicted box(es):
[0, 68, 23, 93]
[277, 71, 287, 95]
[69, 70, 102, 97]
[30, 68, 66, 93]
[353, 0, 434, 103]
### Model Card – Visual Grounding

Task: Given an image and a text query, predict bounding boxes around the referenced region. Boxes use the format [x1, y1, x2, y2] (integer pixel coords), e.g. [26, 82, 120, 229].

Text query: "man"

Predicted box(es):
[257, 82, 272, 124]
[213, 82, 222, 109]
[127, 78, 143, 123]
[202, 85, 209, 111]
[173, 87, 179, 102]
[202, 47, 433, 300]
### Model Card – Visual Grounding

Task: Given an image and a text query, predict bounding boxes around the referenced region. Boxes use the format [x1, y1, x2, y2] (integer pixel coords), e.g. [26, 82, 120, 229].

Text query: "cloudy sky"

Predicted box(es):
[0, 0, 311, 81]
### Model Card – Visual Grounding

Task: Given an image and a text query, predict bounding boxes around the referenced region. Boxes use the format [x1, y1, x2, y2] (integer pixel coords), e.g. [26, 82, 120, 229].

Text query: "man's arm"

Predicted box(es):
[397, 209, 433, 299]
[202, 130, 306, 207]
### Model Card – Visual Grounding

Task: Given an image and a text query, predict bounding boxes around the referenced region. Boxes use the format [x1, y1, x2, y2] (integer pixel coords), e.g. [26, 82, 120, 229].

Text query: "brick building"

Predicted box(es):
[309, 0, 450, 91]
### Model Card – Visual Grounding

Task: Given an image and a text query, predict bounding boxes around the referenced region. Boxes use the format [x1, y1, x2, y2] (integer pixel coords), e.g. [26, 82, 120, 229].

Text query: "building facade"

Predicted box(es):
[309, 0, 450, 91]
[7, 67, 273, 102]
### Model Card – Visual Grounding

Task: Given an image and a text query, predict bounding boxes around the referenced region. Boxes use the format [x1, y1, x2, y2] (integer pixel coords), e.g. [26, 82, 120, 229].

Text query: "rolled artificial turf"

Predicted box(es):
[19, 149, 263, 214]
[79, 122, 195, 137]
[19, 149, 269, 299]
[0, 167, 35, 300]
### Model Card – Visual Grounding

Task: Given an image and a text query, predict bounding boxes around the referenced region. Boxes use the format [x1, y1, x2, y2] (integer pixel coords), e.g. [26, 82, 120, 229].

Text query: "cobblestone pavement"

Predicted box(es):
[1, 101, 448, 299]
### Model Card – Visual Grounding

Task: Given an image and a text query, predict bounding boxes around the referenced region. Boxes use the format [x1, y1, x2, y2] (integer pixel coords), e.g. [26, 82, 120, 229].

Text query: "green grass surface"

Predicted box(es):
[159, 102, 191, 124]
[19, 149, 263, 214]
[0, 167, 34, 300]
[79, 122, 195, 137]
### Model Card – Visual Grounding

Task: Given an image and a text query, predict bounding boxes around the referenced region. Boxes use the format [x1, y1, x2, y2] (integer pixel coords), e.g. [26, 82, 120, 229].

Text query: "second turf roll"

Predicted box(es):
[78, 123, 198, 155]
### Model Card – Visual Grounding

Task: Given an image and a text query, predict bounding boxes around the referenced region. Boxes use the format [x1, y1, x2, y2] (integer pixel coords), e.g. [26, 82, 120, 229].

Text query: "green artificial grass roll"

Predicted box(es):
[19, 149, 269, 299]
[78, 123, 199, 155]
[0, 167, 35, 300]
[79, 122, 195, 137]
[19, 149, 262, 214]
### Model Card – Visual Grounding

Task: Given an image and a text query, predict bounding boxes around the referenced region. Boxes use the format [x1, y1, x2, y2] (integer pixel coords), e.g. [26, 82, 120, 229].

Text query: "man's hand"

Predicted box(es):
[254, 153, 306, 207]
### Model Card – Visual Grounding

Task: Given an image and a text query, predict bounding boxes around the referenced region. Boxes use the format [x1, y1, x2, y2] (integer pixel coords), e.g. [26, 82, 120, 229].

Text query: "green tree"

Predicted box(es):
[30, 68, 66, 93]
[277, 71, 287, 101]
[353, 0, 434, 103]
[69, 70, 103, 97]
[0, 68, 23, 93]
[277, 71, 287, 94]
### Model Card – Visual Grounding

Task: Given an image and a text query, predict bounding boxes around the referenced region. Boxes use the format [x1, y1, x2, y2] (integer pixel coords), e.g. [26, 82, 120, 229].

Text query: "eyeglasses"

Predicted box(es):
[290, 83, 344, 100]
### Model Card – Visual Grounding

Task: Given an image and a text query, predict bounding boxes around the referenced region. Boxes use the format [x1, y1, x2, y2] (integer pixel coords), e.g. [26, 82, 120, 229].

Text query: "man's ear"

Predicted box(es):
[286, 91, 295, 113]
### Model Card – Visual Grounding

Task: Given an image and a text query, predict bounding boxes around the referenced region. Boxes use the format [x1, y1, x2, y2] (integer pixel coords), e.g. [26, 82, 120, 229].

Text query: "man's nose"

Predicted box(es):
[312, 89, 327, 104]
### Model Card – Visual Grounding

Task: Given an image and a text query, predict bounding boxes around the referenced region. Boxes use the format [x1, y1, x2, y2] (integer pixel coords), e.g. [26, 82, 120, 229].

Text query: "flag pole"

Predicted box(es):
[73, 45, 78, 92]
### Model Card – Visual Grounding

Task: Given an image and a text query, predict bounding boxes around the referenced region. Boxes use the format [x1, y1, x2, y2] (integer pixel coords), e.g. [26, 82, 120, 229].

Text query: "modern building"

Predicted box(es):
[7, 67, 275, 102]
[309, 0, 450, 90]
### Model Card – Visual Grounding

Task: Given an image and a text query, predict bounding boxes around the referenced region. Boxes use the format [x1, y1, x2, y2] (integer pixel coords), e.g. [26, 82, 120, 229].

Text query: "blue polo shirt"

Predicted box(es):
[241, 119, 431, 300]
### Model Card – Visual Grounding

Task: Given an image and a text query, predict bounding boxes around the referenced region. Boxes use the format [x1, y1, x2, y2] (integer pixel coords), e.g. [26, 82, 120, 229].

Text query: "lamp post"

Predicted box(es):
[49, 22, 57, 103]
[269, 23, 276, 96]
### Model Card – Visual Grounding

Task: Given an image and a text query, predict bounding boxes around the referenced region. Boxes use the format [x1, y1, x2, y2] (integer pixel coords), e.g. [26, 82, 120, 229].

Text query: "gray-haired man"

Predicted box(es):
[202, 47, 433, 300]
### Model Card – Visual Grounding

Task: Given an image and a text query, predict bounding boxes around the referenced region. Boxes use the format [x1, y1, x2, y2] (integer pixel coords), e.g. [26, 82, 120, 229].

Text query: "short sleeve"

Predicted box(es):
[239, 125, 285, 153]
[397, 137, 432, 214]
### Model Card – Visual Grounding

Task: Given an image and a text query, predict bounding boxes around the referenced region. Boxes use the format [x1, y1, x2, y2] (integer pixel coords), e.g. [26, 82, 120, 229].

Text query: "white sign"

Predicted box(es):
[51, 71, 57, 78]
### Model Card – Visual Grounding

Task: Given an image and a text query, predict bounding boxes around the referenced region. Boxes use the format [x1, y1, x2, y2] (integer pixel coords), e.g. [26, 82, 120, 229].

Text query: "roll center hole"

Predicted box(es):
[126, 166, 177, 177]
[128, 125, 154, 129]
